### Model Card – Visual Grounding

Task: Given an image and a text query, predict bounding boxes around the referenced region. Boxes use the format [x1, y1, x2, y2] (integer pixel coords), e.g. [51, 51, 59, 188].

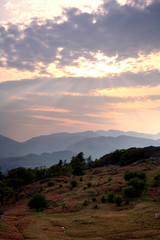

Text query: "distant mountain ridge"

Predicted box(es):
[67, 135, 160, 158]
[1, 130, 160, 158]
[0, 131, 98, 158]
[1, 130, 160, 172]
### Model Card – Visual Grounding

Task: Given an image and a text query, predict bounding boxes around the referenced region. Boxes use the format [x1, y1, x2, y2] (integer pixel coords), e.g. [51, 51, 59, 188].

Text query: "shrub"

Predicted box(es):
[87, 182, 92, 188]
[70, 180, 77, 188]
[153, 172, 160, 186]
[47, 181, 54, 187]
[101, 194, 106, 203]
[114, 195, 122, 206]
[127, 177, 145, 191]
[107, 177, 112, 183]
[83, 200, 88, 206]
[93, 204, 98, 209]
[107, 191, 115, 203]
[28, 193, 48, 211]
[123, 185, 137, 198]
[0, 222, 7, 232]
[123, 170, 146, 198]
[79, 177, 83, 182]
[92, 196, 97, 202]
[124, 170, 146, 182]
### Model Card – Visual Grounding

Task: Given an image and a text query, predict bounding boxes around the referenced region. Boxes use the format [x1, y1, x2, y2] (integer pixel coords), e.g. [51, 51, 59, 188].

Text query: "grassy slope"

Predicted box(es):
[1, 160, 160, 240]
[19, 201, 160, 240]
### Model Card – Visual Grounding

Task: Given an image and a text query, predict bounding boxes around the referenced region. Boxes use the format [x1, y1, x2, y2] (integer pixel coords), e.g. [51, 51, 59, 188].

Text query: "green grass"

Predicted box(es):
[0, 222, 7, 232]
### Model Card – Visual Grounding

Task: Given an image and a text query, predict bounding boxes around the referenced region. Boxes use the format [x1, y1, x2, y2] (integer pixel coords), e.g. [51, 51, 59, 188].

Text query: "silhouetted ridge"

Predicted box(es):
[99, 146, 160, 166]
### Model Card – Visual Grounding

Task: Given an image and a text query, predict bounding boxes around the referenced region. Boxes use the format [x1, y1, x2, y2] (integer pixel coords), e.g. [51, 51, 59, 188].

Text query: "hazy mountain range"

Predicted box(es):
[1, 130, 160, 172]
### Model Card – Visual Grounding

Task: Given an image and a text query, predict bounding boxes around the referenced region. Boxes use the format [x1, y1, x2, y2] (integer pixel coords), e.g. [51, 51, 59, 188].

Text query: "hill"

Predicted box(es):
[1, 147, 160, 240]
[0, 150, 75, 173]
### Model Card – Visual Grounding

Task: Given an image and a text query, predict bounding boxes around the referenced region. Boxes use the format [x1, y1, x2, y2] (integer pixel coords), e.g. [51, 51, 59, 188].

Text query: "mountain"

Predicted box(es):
[0, 135, 22, 159]
[95, 130, 159, 139]
[0, 131, 98, 158]
[0, 150, 75, 173]
[1, 130, 160, 171]
[23, 131, 98, 155]
[1, 129, 159, 158]
[67, 135, 160, 159]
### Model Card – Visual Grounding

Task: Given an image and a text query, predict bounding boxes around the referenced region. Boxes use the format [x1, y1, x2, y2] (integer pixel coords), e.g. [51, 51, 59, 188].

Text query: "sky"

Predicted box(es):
[0, 0, 160, 141]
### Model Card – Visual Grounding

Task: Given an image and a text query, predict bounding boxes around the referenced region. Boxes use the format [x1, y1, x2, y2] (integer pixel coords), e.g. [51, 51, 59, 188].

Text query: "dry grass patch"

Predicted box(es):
[19, 201, 160, 240]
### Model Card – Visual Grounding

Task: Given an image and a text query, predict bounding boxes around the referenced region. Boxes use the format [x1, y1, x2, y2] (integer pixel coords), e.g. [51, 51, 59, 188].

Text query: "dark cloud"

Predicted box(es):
[0, 0, 160, 71]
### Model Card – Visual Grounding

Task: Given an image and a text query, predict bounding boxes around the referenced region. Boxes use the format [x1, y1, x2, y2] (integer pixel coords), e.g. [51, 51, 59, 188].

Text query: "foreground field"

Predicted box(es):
[2, 201, 160, 240]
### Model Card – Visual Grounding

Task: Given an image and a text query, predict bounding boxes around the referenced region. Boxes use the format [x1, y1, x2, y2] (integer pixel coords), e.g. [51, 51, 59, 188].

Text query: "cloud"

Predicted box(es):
[2, 0, 103, 24]
[94, 84, 160, 98]
[28, 106, 70, 113]
[0, 0, 160, 75]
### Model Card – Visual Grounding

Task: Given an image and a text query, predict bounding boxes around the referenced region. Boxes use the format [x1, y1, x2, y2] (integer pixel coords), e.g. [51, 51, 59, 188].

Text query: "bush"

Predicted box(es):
[28, 193, 48, 211]
[127, 177, 145, 191]
[70, 180, 77, 188]
[83, 200, 88, 206]
[79, 177, 83, 182]
[87, 182, 92, 188]
[93, 204, 98, 209]
[101, 194, 106, 203]
[123, 170, 146, 198]
[153, 172, 160, 186]
[47, 181, 54, 187]
[107, 177, 112, 183]
[114, 195, 122, 206]
[124, 170, 146, 182]
[107, 191, 115, 203]
[123, 185, 137, 198]
[92, 196, 97, 202]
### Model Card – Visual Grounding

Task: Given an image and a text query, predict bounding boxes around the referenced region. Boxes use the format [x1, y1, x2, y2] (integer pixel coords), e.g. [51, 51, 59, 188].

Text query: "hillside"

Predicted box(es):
[1, 147, 160, 240]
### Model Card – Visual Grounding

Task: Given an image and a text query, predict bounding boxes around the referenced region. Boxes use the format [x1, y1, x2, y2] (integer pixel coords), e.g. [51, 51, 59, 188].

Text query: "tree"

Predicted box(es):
[34, 166, 47, 181]
[0, 171, 5, 181]
[7, 167, 35, 201]
[7, 167, 35, 189]
[0, 180, 12, 206]
[70, 152, 85, 175]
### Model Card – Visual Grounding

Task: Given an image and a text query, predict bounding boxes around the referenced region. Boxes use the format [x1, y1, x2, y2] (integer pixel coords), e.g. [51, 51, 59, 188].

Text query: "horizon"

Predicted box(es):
[0, 0, 160, 141]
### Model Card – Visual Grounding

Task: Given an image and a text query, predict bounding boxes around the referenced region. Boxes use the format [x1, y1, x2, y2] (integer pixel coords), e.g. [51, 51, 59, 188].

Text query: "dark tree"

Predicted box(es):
[70, 152, 85, 175]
